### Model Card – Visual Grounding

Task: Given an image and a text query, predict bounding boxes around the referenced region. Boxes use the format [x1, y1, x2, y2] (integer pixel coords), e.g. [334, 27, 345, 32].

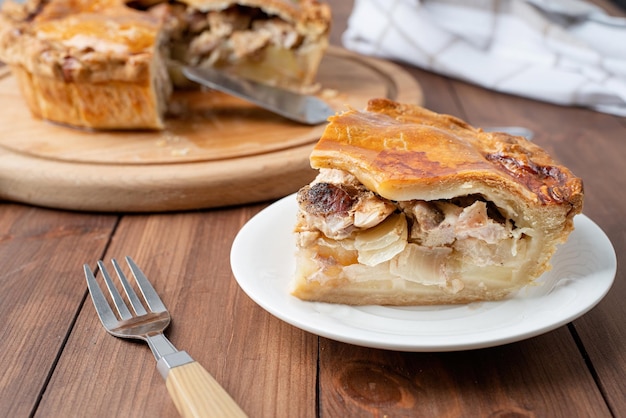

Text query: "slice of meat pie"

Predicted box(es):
[292, 98, 584, 305]
[0, 0, 330, 129]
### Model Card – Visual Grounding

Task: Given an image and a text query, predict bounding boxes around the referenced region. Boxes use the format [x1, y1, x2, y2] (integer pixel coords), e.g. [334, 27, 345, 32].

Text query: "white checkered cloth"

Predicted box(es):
[343, 0, 626, 116]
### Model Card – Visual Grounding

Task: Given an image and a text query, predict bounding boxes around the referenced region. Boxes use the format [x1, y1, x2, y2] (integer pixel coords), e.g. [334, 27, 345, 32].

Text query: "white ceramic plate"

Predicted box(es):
[230, 194, 616, 352]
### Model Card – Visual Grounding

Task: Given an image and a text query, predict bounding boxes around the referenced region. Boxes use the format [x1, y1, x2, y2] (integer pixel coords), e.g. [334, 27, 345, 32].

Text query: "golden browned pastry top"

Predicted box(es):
[32, 1, 159, 51]
[311, 98, 583, 211]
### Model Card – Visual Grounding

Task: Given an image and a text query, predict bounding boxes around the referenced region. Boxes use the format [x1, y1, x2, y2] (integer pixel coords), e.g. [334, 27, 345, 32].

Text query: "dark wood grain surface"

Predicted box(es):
[1, 1, 625, 417]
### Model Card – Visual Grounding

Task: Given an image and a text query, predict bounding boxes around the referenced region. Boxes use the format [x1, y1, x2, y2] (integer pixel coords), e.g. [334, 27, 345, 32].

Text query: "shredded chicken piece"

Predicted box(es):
[207, 9, 252, 36]
[455, 201, 510, 244]
[230, 30, 271, 60]
[188, 31, 222, 58]
[253, 18, 302, 49]
[400, 201, 460, 247]
[400, 198, 512, 248]
[353, 194, 395, 228]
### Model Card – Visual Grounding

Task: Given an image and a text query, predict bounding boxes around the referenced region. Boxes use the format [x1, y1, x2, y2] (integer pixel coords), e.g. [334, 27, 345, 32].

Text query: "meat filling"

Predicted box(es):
[296, 169, 527, 277]
[146, 3, 304, 68]
[296, 169, 396, 240]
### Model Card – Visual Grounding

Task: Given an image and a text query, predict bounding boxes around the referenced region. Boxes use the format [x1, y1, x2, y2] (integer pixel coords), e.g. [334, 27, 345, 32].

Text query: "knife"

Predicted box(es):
[182, 66, 335, 125]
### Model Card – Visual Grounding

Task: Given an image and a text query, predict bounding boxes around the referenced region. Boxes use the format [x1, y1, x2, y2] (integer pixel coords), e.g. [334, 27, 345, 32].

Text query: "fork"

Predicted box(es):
[84, 256, 247, 418]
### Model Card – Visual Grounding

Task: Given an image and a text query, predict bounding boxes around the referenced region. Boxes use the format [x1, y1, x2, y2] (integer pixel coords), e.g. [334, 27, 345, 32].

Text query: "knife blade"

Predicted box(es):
[182, 66, 335, 125]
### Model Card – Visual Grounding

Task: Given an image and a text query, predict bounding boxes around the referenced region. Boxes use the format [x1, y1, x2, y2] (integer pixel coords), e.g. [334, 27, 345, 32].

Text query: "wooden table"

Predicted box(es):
[1, 1, 625, 417]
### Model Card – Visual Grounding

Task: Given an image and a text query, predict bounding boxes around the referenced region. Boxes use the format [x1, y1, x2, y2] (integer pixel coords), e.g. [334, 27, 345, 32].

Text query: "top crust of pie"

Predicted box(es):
[311, 98, 584, 219]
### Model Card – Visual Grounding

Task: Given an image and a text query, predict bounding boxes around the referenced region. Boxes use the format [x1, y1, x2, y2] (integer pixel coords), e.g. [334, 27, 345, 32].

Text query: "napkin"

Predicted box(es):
[342, 0, 626, 116]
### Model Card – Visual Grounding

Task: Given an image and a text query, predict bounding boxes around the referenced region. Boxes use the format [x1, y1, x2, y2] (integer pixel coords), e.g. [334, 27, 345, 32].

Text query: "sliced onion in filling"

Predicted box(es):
[354, 213, 408, 266]
[389, 244, 452, 286]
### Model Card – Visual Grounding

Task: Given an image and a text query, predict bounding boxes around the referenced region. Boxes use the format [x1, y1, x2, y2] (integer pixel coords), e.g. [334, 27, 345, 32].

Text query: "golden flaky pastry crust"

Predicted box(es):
[292, 99, 583, 305]
[0, 0, 330, 129]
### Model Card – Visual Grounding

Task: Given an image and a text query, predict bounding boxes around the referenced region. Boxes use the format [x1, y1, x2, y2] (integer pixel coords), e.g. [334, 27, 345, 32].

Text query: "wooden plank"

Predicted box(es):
[569, 105, 626, 414]
[0, 204, 117, 417]
[319, 330, 611, 417]
[37, 205, 318, 417]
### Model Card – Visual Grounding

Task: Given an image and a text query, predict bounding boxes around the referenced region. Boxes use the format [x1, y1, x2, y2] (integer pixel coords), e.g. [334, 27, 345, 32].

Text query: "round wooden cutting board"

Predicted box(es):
[0, 47, 423, 212]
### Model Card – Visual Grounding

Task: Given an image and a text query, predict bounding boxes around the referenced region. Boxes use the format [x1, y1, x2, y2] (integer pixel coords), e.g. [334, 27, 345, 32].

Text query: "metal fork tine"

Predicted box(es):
[84, 264, 120, 329]
[98, 260, 133, 320]
[125, 256, 167, 313]
[112, 259, 148, 316]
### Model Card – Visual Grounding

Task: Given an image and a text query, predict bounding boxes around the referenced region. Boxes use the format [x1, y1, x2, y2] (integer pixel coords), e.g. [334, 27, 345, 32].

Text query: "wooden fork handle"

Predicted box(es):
[164, 360, 248, 417]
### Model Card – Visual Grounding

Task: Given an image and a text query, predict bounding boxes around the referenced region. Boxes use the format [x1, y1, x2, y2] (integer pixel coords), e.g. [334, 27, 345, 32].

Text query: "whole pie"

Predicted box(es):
[292, 99, 584, 305]
[0, 0, 331, 129]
